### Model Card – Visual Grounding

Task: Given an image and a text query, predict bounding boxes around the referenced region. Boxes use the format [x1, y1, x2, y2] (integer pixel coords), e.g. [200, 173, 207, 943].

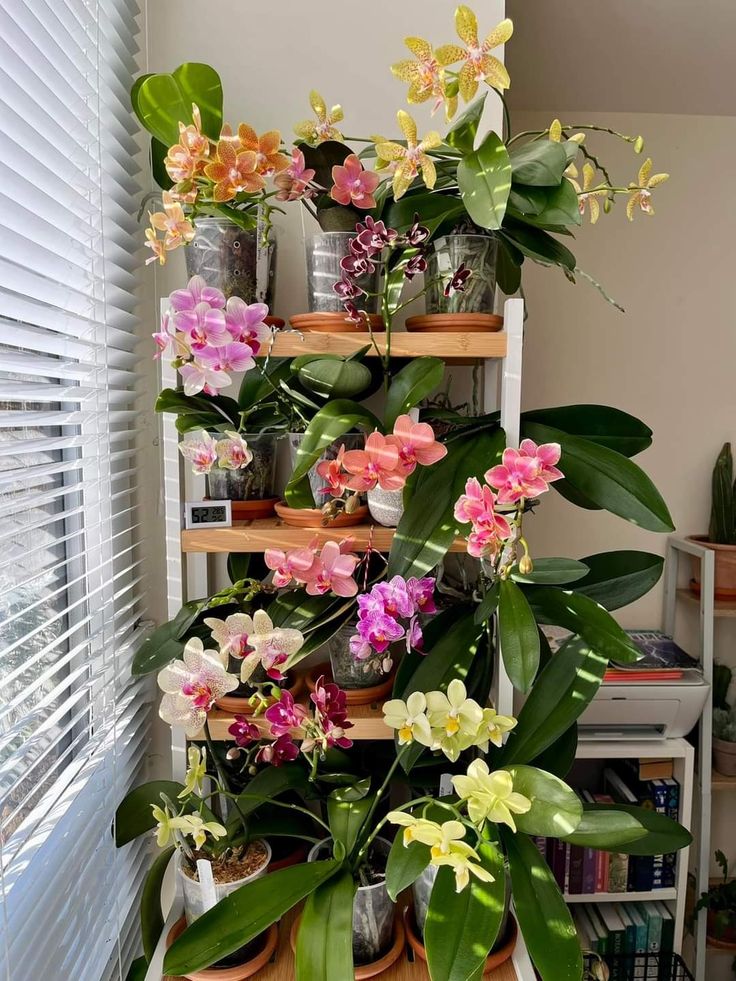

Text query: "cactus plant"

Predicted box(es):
[709, 442, 736, 545]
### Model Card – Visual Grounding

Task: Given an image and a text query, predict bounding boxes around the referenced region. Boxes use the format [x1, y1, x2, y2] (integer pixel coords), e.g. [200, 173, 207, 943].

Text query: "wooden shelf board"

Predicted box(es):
[268, 329, 507, 362]
[677, 588, 736, 617]
[182, 518, 466, 554]
[202, 699, 390, 742]
[712, 770, 736, 791]
[163, 906, 517, 980]
[565, 888, 677, 904]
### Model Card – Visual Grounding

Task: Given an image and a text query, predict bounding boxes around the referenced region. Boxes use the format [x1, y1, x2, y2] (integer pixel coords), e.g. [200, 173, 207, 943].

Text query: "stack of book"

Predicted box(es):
[533, 759, 679, 896]
[541, 627, 699, 683]
[574, 901, 675, 979]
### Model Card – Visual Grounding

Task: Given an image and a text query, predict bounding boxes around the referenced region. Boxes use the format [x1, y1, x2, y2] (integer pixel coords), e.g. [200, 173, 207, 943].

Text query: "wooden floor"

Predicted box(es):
[164, 907, 517, 980]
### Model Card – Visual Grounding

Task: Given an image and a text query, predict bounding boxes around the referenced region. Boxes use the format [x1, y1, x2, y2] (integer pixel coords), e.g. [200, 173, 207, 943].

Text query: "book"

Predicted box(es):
[569, 841, 585, 895]
[623, 902, 648, 958]
[584, 906, 608, 956]
[573, 908, 593, 951]
[551, 838, 570, 892]
[655, 901, 674, 980]
[602, 774, 633, 891]
[621, 630, 699, 670]
[660, 779, 680, 888]
[614, 904, 637, 980]
[591, 793, 612, 891]
[531, 835, 547, 858]
[598, 904, 627, 980]
[642, 902, 663, 980]
[639, 759, 674, 781]
[582, 838, 597, 894]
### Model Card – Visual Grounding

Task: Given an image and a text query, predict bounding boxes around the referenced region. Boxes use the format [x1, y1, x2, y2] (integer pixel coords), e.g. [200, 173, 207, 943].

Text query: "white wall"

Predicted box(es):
[514, 110, 736, 631]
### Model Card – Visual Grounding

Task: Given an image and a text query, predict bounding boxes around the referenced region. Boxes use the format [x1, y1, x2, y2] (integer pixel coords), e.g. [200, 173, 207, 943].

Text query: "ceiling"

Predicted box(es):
[506, 0, 734, 116]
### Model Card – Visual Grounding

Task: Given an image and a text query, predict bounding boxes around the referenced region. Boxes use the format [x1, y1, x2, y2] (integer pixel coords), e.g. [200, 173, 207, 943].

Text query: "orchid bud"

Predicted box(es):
[248, 765, 258, 776]
[226, 747, 241, 761]
[634, 135, 644, 154]
[345, 493, 360, 514]
[518, 554, 533, 575]
[590, 958, 610, 981]
[603, 198, 613, 214]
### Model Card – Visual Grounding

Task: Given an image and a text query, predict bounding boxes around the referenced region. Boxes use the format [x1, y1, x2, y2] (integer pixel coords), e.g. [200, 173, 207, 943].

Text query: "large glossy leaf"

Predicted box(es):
[141, 847, 174, 961]
[521, 404, 652, 457]
[563, 803, 692, 855]
[510, 557, 588, 585]
[495, 236, 523, 295]
[327, 781, 373, 854]
[498, 579, 540, 692]
[509, 141, 568, 186]
[504, 766, 582, 838]
[446, 93, 487, 153]
[298, 358, 372, 400]
[386, 837, 431, 902]
[134, 74, 191, 146]
[284, 401, 380, 508]
[474, 580, 500, 624]
[500, 638, 607, 766]
[384, 357, 444, 431]
[295, 871, 355, 981]
[163, 860, 341, 974]
[523, 421, 673, 532]
[300, 140, 353, 189]
[530, 722, 578, 779]
[499, 221, 576, 271]
[528, 587, 642, 663]
[503, 831, 582, 981]
[388, 428, 504, 579]
[509, 180, 581, 228]
[425, 839, 506, 981]
[457, 131, 512, 230]
[385, 192, 465, 235]
[132, 600, 202, 675]
[573, 550, 664, 611]
[171, 63, 223, 139]
[126, 957, 148, 981]
[116, 781, 195, 846]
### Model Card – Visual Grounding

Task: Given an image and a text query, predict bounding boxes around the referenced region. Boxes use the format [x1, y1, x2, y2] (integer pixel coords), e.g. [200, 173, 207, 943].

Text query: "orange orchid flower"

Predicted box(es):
[236, 125, 290, 176]
[204, 141, 265, 202]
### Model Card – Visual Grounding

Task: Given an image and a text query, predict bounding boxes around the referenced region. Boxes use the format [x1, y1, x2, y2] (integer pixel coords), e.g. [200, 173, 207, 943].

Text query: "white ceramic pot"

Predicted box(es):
[178, 840, 272, 925]
[367, 487, 404, 527]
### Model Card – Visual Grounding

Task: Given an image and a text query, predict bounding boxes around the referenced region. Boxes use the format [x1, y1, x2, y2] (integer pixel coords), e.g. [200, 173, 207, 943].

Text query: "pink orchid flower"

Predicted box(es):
[388, 415, 447, 475]
[274, 148, 316, 201]
[304, 540, 359, 597]
[485, 440, 563, 503]
[315, 444, 351, 497]
[453, 477, 513, 538]
[152, 310, 174, 359]
[175, 302, 230, 352]
[330, 153, 380, 210]
[157, 638, 238, 737]
[225, 296, 271, 351]
[215, 432, 253, 470]
[343, 432, 404, 492]
[264, 689, 308, 736]
[198, 341, 256, 374]
[169, 274, 226, 312]
[178, 430, 219, 474]
[264, 546, 317, 587]
[518, 438, 564, 483]
[467, 527, 505, 559]
[178, 361, 231, 396]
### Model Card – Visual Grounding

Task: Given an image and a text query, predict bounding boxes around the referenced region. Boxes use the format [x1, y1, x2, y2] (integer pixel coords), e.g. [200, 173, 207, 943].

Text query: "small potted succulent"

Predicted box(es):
[131, 64, 288, 304]
[689, 442, 736, 598]
[694, 851, 736, 949]
[713, 706, 736, 777]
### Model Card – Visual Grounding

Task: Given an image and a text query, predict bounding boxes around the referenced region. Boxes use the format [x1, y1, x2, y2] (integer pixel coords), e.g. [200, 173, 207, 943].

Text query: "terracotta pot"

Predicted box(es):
[290, 312, 385, 333]
[166, 916, 278, 980]
[305, 662, 395, 706]
[274, 501, 369, 528]
[707, 909, 736, 947]
[215, 672, 304, 714]
[267, 841, 309, 873]
[265, 316, 285, 329]
[227, 497, 278, 519]
[713, 737, 736, 776]
[688, 536, 736, 599]
[289, 910, 405, 979]
[405, 313, 504, 333]
[403, 903, 518, 974]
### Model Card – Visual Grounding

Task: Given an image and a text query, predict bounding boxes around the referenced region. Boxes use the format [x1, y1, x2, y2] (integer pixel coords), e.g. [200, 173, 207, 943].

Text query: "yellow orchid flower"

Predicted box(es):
[435, 7, 513, 102]
[294, 91, 344, 145]
[572, 162, 608, 224]
[375, 111, 441, 200]
[391, 36, 455, 117]
[150, 804, 194, 848]
[178, 813, 227, 851]
[475, 706, 518, 751]
[426, 678, 484, 761]
[548, 118, 584, 180]
[452, 759, 531, 831]
[627, 157, 669, 220]
[388, 811, 444, 847]
[178, 746, 208, 799]
[382, 690, 433, 746]
[387, 813, 495, 892]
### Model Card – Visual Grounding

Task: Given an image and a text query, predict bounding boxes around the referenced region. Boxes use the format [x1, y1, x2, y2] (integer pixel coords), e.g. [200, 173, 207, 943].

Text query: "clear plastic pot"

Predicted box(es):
[305, 232, 380, 312]
[185, 217, 276, 303]
[178, 841, 272, 925]
[287, 431, 364, 506]
[425, 234, 498, 314]
[206, 433, 277, 501]
[328, 622, 385, 690]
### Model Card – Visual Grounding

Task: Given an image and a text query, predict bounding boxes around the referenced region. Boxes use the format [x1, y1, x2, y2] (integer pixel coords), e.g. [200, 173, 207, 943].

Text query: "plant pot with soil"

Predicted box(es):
[713, 707, 736, 776]
[689, 443, 736, 598]
[278, 431, 368, 528]
[694, 851, 736, 949]
[184, 217, 276, 304]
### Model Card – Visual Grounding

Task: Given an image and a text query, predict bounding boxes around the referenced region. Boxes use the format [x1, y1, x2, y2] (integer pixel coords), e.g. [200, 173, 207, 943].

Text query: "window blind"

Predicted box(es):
[0, 2, 151, 979]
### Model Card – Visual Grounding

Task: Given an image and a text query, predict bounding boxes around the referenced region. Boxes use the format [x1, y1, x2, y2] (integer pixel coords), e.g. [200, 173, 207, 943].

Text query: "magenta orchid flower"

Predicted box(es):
[330, 154, 380, 209]
[264, 688, 308, 736]
[169, 274, 226, 312]
[407, 576, 438, 614]
[356, 611, 405, 653]
[372, 576, 415, 619]
[304, 540, 359, 597]
[174, 302, 230, 352]
[257, 734, 300, 766]
[264, 545, 317, 587]
[198, 341, 256, 374]
[224, 297, 270, 351]
[228, 715, 260, 747]
[342, 431, 404, 492]
[388, 415, 447, 474]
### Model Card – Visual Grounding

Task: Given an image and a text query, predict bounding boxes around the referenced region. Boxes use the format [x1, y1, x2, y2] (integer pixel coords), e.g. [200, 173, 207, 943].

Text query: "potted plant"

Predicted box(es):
[689, 442, 736, 598]
[131, 63, 289, 302]
[713, 706, 736, 777]
[694, 851, 736, 949]
[179, 429, 278, 518]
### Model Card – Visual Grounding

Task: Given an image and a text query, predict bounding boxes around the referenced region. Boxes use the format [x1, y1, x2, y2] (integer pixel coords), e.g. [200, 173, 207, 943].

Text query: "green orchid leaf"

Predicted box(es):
[509, 141, 568, 186]
[495, 236, 524, 295]
[134, 74, 191, 146]
[563, 803, 692, 855]
[115, 780, 214, 846]
[327, 781, 374, 854]
[284, 400, 380, 508]
[295, 871, 355, 981]
[126, 957, 148, 981]
[234, 763, 311, 818]
[499, 221, 576, 271]
[529, 722, 578, 780]
[132, 600, 203, 675]
[384, 357, 444, 431]
[386, 837, 431, 902]
[163, 860, 341, 974]
[498, 579, 540, 692]
[504, 765, 582, 838]
[388, 427, 504, 579]
[521, 404, 652, 457]
[297, 358, 373, 400]
[457, 131, 512, 230]
[528, 587, 642, 663]
[523, 421, 673, 532]
[141, 847, 174, 961]
[510, 557, 589, 585]
[385, 192, 465, 236]
[171, 63, 223, 140]
[300, 140, 353, 190]
[500, 638, 607, 766]
[474, 580, 500, 624]
[573, 550, 664, 611]
[503, 831, 582, 981]
[425, 839, 506, 981]
[446, 93, 487, 153]
[509, 179, 582, 228]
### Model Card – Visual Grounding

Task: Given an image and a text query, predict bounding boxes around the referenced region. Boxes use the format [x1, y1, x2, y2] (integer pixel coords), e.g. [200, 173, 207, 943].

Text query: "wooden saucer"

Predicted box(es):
[305, 663, 395, 706]
[290, 312, 385, 333]
[166, 917, 278, 980]
[405, 313, 503, 333]
[275, 501, 369, 528]
[289, 911, 405, 979]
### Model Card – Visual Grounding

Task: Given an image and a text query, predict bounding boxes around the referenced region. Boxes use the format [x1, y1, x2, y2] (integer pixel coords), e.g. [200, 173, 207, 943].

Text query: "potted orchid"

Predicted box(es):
[131, 64, 291, 303]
